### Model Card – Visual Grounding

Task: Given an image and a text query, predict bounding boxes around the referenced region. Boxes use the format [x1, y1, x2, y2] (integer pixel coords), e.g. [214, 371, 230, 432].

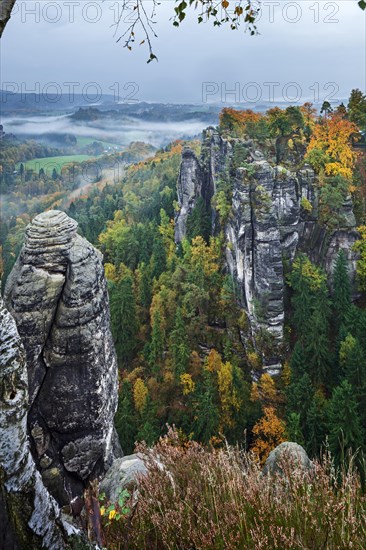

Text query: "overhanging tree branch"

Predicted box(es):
[0, 0, 17, 37]
[111, 0, 261, 63]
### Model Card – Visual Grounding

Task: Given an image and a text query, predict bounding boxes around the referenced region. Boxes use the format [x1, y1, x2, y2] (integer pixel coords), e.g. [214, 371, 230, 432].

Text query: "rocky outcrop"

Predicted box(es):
[175, 129, 359, 374]
[5, 210, 121, 505]
[175, 147, 205, 242]
[0, 296, 78, 550]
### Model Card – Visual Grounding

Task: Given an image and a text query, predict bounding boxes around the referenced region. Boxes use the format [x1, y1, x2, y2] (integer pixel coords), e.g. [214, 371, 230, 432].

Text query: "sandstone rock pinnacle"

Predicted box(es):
[5, 210, 121, 505]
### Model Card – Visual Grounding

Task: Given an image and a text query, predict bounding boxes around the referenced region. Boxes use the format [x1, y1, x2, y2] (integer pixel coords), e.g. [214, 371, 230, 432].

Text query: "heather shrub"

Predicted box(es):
[102, 428, 366, 549]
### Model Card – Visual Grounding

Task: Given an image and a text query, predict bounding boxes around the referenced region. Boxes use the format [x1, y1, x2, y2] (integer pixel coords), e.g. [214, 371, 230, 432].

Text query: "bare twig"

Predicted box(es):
[110, 0, 159, 63]
[110, 0, 261, 63]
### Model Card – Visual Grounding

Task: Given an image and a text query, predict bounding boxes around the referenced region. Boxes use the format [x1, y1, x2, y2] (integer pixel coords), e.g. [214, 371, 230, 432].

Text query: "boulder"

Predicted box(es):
[262, 442, 312, 477]
[100, 454, 147, 504]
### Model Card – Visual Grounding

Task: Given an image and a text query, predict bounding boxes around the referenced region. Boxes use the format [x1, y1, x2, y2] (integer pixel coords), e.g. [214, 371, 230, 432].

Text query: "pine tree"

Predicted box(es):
[170, 307, 190, 379]
[136, 398, 160, 446]
[306, 392, 327, 458]
[138, 262, 152, 310]
[289, 255, 331, 387]
[289, 342, 306, 380]
[150, 235, 167, 280]
[193, 369, 219, 444]
[345, 305, 366, 357]
[149, 309, 165, 375]
[348, 88, 366, 128]
[110, 271, 139, 367]
[226, 365, 251, 444]
[328, 380, 364, 466]
[305, 306, 330, 386]
[339, 334, 365, 388]
[114, 380, 138, 454]
[186, 197, 212, 242]
[286, 412, 305, 446]
[288, 255, 327, 341]
[333, 250, 351, 329]
[286, 373, 314, 441]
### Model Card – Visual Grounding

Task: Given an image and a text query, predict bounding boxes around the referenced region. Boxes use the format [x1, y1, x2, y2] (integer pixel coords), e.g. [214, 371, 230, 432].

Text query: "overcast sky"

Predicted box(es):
[1, 1, 365, 105]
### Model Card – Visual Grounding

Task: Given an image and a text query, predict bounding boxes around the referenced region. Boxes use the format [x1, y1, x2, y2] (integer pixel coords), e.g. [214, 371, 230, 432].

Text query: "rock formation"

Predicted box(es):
[262, 442, 312, 477]
[175, 147, 205, 242]
[4, 210, 121, 505]
[175, 128, 359, 374]
[100, 454, 147, 504]
[0, 295, 78, 549]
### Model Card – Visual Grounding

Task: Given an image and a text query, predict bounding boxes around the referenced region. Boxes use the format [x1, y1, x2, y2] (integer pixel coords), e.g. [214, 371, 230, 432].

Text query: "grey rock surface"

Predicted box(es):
[262, 442, 312, 476]
[0, 295, 77, 549]
[100, 454, 147, 504]
[5, 210, 121, 505]
[175, 147, 204, 242]
[174, 130, 358, 374]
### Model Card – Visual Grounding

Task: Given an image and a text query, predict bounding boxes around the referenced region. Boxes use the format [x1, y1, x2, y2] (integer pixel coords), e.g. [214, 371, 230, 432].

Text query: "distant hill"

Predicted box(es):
[0, 91, 118, 113]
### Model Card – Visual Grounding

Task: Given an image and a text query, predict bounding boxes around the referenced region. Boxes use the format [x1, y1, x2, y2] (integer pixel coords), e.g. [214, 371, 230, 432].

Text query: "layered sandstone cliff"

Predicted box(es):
[175, 128, 359, 374]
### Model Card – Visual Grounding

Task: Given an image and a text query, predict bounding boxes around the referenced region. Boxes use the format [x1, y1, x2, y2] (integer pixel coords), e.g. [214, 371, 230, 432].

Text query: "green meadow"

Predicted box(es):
[18, 155, 94, 174]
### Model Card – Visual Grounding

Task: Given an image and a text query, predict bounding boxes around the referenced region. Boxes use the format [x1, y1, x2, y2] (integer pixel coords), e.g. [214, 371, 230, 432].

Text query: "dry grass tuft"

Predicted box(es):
[102, 428, 366, 549]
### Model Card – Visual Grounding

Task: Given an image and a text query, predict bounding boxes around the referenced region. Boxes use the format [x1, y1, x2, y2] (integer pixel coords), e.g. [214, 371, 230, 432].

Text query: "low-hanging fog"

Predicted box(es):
[1, 113, 212, 148]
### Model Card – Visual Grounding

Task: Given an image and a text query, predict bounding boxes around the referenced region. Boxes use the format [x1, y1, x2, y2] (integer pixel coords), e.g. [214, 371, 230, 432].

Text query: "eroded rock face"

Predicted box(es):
[0, 296, 77, 550]
[5, 210, 121, 505]
[175, 129, 359, 374]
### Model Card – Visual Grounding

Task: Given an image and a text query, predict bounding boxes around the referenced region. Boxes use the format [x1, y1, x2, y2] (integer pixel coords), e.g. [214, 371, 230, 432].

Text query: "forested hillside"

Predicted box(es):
[1, 93, 366, 469]
[24, 91, 363, 466]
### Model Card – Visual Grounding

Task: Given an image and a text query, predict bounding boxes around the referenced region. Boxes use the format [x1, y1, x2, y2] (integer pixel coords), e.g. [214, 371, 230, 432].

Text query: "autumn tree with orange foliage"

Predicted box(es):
[219, 108, 261, 137]
[305, 114, 358, 180]
[251, 406, 286, 463]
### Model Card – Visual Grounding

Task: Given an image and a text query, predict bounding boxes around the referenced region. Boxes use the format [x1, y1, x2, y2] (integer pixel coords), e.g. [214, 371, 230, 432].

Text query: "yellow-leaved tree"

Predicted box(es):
[205, 349, 222, 373]
[305, 114, 358, 180]
[250, 374, 278, 406]
[180, 373, 196, 396]
[189, 236, 221, 279]
[217, 361, 241, 430]
[133, 378, 148, 413]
